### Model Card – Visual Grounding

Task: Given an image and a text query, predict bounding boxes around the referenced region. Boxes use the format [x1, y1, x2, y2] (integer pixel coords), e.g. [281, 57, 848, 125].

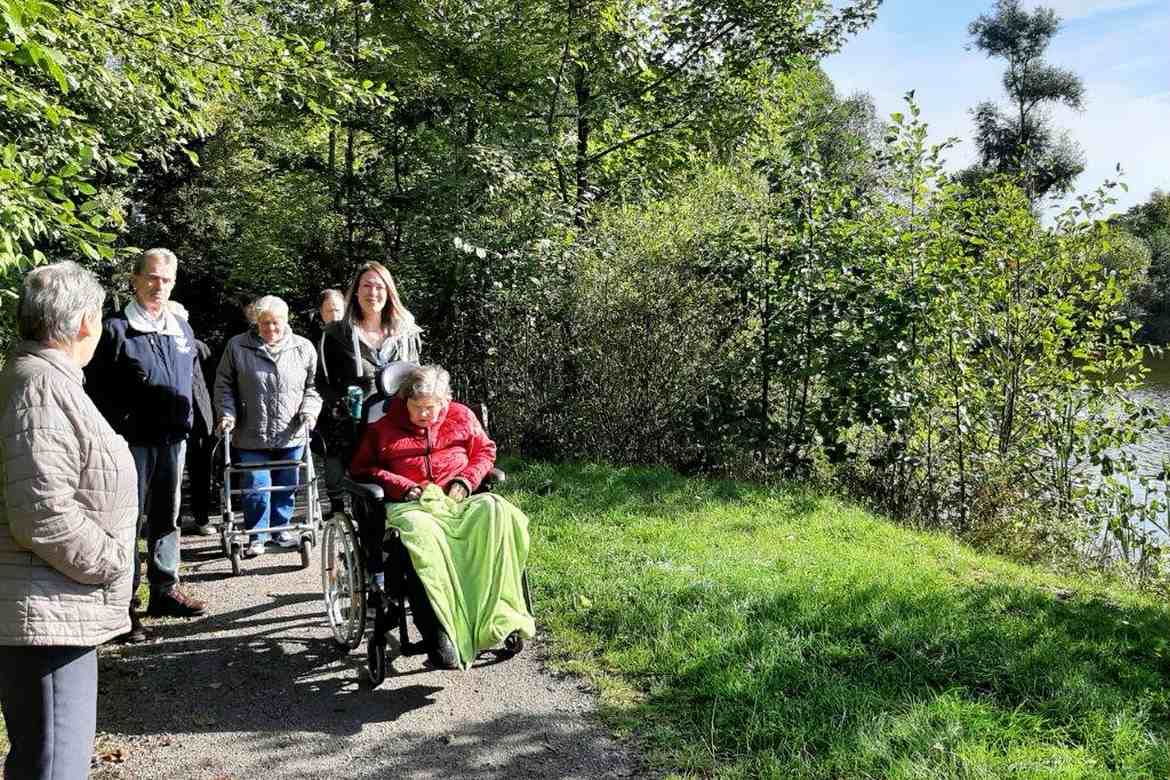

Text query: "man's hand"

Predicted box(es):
[446, 482, 469, 502]
[217, 416, 235, 434]
[297, 412, 315, 430]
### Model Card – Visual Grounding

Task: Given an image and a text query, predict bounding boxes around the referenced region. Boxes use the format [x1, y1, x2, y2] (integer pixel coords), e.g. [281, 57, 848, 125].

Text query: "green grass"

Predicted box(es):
[501, 459, 1170, 779]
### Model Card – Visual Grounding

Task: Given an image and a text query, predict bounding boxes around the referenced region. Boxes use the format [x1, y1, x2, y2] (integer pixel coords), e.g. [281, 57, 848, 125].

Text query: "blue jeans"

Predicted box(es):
[0, 645, 97, 780]
[130, 442, 185, 599]
[238, 446, 304, 543]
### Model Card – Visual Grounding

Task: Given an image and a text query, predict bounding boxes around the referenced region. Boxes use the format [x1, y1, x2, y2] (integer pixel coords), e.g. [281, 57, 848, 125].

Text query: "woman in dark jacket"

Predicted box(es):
[317, 262, 421, 508]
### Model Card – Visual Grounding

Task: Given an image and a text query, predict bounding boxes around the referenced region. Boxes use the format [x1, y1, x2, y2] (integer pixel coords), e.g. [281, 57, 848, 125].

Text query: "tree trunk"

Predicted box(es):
[573, 63, 590, 228]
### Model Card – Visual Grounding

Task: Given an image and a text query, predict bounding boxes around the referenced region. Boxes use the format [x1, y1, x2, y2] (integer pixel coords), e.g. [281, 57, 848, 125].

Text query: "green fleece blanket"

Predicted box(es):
[385, 484, 536, 668]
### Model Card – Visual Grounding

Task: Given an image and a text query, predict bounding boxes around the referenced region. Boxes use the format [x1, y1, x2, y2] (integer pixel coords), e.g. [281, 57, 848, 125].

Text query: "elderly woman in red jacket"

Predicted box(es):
[349, 364, 534, 669]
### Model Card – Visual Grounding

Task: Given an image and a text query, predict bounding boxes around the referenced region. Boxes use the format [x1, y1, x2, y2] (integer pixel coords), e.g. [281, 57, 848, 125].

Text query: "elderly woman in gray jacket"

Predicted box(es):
[0, 261, 138, 780]
[215, 295, 322, 557]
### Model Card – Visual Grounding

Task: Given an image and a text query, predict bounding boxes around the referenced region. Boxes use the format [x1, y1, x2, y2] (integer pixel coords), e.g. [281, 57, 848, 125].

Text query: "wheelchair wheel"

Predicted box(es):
[366, 638, 387, 687]
[299, 538, 313, 570]
[321, 513, 366, 649]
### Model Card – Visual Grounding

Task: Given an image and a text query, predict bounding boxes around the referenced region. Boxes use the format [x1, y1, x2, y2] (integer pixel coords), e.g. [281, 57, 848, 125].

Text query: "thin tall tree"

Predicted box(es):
[965, 0, 1085, 204]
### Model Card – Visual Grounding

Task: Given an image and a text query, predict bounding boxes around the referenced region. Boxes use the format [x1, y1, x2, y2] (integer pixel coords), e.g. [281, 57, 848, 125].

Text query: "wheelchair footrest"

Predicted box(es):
[402, 639, 427, 656]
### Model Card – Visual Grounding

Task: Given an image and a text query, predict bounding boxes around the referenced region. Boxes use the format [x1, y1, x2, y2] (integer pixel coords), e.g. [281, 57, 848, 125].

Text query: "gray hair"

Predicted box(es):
[18, 261, 106, 344]
[397, 364, 453, 402]
[252, 295, 289, 320]
[134, 247, 178, 274]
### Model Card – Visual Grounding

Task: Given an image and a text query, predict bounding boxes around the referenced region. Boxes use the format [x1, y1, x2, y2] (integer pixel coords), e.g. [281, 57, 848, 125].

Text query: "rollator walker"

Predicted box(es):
[214, 430, 323, 576]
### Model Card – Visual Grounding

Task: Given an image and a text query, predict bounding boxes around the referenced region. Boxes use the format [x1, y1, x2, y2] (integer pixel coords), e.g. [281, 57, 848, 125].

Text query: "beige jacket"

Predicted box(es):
[0, 342, 138, 646]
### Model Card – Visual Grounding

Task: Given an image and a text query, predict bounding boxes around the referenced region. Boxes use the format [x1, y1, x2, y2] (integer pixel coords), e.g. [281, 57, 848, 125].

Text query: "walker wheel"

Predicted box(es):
[504, 631, 524, 656]
[229, 546, 242, 577]
[367, 640, 387, 687]
[299, 538, 312, 570]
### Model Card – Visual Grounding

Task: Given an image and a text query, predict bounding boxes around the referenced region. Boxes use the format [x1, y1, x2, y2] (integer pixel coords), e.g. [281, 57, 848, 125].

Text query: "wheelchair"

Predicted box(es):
[319, 365, 532, 686]
[213, 430, 323, 576]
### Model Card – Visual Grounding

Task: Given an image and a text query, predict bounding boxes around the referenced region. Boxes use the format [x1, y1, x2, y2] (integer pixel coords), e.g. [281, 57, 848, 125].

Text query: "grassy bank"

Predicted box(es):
[502, 460, 1170, 779]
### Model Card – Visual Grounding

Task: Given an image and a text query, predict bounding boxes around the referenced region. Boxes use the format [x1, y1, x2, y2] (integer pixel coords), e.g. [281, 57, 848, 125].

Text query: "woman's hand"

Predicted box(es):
[446, 482, 469, 502]
[404, 486, 423, 502]
[217, 416, 235, 434]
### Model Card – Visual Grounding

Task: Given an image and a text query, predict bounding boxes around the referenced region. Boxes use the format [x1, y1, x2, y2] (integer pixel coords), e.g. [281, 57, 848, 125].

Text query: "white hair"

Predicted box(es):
[18, 261, 106, 345]
[135, 247, 178, 274]
[397, 364, 453, 402]
[252, 295, 289, 321]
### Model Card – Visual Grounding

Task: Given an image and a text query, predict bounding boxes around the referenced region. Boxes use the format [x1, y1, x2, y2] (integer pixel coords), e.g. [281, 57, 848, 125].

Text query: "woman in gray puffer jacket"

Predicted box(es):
[214, 295, 322, 557]
[0, 261, 138, 780]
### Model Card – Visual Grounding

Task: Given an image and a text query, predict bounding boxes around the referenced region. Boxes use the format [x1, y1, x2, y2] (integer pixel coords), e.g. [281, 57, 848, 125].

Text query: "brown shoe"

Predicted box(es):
[146, 589, 207, 618]
[114, 610, 148, 644]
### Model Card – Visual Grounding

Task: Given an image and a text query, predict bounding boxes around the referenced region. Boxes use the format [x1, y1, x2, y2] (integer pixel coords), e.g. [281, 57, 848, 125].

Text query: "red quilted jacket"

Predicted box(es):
[348, 397, 497, 501]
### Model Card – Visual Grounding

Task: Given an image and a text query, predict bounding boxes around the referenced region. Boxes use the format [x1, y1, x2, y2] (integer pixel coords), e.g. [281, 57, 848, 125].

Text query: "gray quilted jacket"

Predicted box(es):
[0, 342, 137, 646]
[214, 330, 323, 450]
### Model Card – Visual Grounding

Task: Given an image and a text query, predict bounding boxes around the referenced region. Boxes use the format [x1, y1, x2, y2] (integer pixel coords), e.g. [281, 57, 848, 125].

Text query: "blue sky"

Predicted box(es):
[822, 0, 1170, 217]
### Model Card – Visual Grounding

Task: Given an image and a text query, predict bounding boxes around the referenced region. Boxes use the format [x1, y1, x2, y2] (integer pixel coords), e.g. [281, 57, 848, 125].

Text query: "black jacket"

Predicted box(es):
[86, 311, 196, 445]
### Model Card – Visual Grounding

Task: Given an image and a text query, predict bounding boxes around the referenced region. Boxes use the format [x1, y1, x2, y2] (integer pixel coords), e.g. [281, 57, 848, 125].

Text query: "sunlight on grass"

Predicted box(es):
[501, 459, 1170, 779]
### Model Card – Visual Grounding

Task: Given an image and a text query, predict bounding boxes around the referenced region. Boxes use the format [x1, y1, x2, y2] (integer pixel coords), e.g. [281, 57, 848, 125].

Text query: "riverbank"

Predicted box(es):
[512, 460, 1170, 778]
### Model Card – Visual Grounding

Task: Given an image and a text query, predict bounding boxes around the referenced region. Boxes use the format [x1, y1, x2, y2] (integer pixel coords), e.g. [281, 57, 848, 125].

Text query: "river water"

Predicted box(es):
[1127, 354, 1170, 477]
[1118, 353, 1170, 544]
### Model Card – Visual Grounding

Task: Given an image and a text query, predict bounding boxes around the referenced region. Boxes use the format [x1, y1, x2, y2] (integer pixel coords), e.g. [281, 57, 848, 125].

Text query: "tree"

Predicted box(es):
[1112, 189, 1170, 339]
[964, 0, 1085, 204]
[0, 0, 385, 318]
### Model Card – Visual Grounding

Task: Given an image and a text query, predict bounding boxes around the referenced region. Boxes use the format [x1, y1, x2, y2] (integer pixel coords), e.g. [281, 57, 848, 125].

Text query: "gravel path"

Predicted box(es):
[91, 530, 644, 779]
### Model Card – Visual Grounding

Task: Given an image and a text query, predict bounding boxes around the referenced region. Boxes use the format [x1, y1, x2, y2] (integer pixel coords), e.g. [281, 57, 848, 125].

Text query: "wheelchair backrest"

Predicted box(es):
[377, 361, 418, 398]
[359, 361, 418, 430]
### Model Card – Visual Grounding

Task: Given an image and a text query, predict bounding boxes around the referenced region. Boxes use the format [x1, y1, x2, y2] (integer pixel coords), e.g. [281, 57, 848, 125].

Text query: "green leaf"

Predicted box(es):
[2, 3, 27, 42]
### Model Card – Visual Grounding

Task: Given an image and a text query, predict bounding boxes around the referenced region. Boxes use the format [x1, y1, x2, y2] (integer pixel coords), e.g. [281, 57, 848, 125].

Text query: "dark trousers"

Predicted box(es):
[357, 499, 386, 580]
[404, 562, 442, 642]
[186, 427, 214, 524]
[0, 645, 97, 780]
[130, 441, 185, 599]
[362, 511, 440, 644]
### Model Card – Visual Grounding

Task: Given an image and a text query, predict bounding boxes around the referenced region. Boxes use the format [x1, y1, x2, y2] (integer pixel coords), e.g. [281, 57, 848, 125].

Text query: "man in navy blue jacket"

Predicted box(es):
[87, 248, 208, 641]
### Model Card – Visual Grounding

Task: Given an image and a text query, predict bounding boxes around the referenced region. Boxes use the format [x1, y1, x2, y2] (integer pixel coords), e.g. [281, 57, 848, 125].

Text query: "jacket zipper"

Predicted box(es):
[423, 427, 434, 482]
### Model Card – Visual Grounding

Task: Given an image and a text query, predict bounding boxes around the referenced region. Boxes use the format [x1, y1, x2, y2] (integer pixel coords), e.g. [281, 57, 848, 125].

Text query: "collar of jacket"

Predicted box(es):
[124, 300, 183, 336]
[387, 394, 449, 435]
[241, 329, 296, 357]
[15, 341, 85, 385]
[324, 319, 422, 356]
